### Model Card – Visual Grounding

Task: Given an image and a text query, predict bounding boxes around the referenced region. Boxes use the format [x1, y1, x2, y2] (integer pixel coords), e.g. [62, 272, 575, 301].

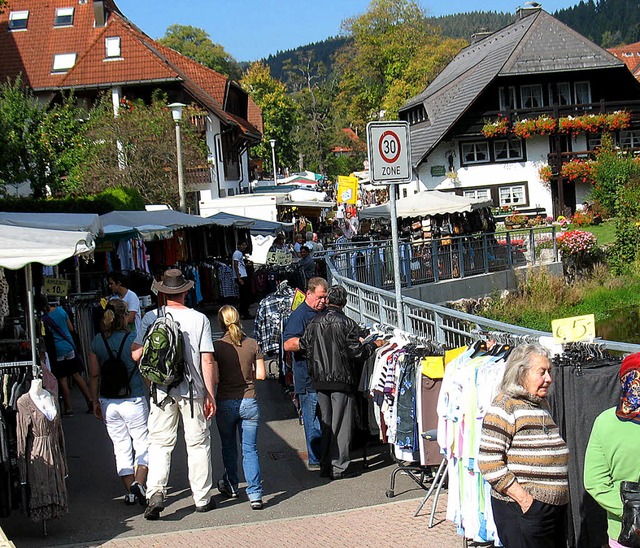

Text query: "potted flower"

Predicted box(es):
[481, 116, 509, 138]
[538, 164, 553, 184]
[560, 159, 595, 183]
[556, 215, 569, 230]
[505, 213, 528, 229]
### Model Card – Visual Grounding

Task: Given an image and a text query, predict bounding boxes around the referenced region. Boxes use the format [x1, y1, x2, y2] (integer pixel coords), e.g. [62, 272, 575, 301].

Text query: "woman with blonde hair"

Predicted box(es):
[214, 305, 266, 509]
[88, 299, 149, 506]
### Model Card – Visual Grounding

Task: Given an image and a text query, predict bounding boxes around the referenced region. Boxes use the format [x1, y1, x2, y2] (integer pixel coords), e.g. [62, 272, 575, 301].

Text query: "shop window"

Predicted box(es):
[54, 7, 74, 27]
[520, 84, 543, 109]
[461, 141, 489, 165]
[499, 185, 526, 207]
[9, 11, 29, 30]
[494, 139, 523, 161]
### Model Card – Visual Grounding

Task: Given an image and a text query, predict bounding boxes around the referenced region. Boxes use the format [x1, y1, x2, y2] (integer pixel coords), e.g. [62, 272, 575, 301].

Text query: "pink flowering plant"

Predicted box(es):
[556, 230, 598, 256]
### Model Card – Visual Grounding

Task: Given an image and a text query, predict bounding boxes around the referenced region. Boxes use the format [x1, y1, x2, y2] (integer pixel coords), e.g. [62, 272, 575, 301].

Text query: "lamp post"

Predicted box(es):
[169, 102, 187, 212]
[269, 138, 277, 184]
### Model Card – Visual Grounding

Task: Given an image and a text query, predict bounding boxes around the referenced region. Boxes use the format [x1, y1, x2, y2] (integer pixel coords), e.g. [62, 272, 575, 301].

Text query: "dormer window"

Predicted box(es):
[8, 11, 29, 30]
[52, 53, 77, 73]
[54, 7, 74, 27]
[105, 37, 121, 58]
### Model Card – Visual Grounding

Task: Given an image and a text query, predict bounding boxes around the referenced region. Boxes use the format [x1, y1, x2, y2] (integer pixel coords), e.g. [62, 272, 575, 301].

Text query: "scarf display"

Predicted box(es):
[616, 369, 640, 424]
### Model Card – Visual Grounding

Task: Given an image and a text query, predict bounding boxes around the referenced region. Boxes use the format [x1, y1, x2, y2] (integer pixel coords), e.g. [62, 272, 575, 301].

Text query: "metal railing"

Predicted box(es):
[328, 227, 560, 290]
[326, 240, 640, 354]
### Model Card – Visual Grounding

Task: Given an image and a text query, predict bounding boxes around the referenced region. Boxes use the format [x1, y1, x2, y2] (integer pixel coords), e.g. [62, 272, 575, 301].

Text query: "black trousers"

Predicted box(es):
[237, 276, 251, 316]
[491, 496, 567, 548]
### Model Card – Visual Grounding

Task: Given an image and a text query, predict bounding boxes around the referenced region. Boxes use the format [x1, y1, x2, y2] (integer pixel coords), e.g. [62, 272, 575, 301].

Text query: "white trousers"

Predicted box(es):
[100, 396, 149, 477]
[146, 395, 212, 506]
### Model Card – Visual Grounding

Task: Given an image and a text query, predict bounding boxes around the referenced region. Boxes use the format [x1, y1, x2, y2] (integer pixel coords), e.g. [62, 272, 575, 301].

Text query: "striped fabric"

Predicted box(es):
[478, 391, 570, 506]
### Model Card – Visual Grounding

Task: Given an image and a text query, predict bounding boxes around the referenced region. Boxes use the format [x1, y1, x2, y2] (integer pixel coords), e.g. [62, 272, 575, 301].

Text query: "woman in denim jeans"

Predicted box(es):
[214, 305, 266, 509]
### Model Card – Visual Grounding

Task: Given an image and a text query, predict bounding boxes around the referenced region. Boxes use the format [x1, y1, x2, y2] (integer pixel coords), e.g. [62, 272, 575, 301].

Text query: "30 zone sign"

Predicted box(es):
[367, 121, 412, 185]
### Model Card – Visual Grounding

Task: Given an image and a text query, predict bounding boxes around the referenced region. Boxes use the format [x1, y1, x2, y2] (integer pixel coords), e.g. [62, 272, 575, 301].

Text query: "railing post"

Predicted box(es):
[529, 228, 536, 265]
[457, 237, 465, 278]
[434, 309, 447, 345]
[506, 231, 513, 267]
[403, 243, 412, 288]
[373, 246, 383, 288]
[432, 239, 439, 283]
[483, 233, 489, 274]
[357, 284, 365, 323]
[552, 225, 559, 262]
[378, 292, 387, 325]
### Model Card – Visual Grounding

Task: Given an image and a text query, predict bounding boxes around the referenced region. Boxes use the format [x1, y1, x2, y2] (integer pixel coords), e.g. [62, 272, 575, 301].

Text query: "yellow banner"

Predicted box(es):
[291, 288, 306, 311]
[337, 175, 358, 204]
[551, 314, 596, 343]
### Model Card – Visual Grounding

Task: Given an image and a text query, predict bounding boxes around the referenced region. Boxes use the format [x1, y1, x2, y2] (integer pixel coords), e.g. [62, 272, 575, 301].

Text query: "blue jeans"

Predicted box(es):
[299, 391, 322, 465]
[215, 398, 263, 501]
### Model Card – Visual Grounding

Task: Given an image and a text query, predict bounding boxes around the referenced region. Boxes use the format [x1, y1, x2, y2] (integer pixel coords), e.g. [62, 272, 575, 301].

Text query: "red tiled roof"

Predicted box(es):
[0, 0, 261, 139]
[608, 42, 640, 77]
[342, 128, 361, 142]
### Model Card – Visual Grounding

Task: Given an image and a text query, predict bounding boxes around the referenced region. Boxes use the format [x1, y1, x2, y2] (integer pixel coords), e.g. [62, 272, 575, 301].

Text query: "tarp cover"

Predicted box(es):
[206, 212, 293, 236]
[0, 212, 102, 236]
[358, 190, 491, 219]
[100, 210, 220, 230]
[0, 215, 98, 269]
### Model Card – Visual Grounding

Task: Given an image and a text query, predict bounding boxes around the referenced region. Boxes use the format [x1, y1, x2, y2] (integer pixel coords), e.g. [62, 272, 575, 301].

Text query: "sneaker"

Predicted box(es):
[144, 493, 165, 520]
[250, 499, 264, 510]
[194, 499, 216, 513]
[124, 493, 136, 505]
[130, 481, 146, 506]
[218, 479, 239, 499]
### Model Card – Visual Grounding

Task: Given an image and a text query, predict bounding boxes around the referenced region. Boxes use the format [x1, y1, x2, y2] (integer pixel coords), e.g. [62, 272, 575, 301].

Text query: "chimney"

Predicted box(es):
[517, 1, 542, 20]
[94, 0, 106, 27]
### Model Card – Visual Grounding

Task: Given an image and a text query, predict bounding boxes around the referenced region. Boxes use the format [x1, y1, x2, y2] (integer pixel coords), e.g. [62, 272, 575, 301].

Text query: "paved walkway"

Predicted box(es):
[99, 498, 459, 548]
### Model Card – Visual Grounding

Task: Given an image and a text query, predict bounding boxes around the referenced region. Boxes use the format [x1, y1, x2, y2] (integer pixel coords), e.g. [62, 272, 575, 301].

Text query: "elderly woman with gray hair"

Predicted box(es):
[478, 343, 569, 547]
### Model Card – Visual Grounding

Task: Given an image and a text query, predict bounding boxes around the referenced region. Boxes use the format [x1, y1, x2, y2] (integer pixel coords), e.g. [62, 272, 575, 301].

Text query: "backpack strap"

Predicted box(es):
[44, 313, 76, 349]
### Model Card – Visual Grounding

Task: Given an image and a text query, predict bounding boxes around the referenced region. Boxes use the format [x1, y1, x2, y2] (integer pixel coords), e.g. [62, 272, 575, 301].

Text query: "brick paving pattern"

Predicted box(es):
[100, 498, 460, 548]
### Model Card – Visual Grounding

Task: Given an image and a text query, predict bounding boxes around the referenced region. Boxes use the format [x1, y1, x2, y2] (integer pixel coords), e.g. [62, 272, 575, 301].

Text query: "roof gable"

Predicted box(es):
[401, 9, 626, 166]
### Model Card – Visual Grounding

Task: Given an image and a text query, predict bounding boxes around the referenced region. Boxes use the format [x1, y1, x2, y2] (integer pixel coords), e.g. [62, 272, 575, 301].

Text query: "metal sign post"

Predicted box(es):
[367, 121, 412, 330]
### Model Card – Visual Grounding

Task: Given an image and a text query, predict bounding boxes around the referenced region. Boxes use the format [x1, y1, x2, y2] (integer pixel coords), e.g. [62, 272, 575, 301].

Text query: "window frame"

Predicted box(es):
[620, 130, 640, 149]
[556, 82, 572, 106]
[105, 36, 121, 59]
[463, 188, 490, 201]
[460, 141, 490, 165]
[574, 81, 592, 108]
[493, 139, 524, 162]
[52, 53, 77, 73]
[520, 84, 544, 109]
[499, 86, 517, 111]
[54, 7, 74, 27]
[498, 184, 527, 207]
[8, 10, 29, 30]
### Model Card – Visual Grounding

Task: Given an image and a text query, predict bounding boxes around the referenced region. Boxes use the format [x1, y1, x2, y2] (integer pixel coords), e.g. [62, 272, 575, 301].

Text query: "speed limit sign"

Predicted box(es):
[367, 121, 412, 185]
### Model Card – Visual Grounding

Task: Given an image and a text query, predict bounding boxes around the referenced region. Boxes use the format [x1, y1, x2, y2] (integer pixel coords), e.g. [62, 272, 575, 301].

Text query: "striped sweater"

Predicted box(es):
[478, 389, 569, 506]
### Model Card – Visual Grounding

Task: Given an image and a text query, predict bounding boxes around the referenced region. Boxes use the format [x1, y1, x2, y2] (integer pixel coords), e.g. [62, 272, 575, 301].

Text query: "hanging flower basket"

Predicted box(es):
[560, 159, 595, 183]
[481, 116, 509, 138]
[538, 164, 553, 184]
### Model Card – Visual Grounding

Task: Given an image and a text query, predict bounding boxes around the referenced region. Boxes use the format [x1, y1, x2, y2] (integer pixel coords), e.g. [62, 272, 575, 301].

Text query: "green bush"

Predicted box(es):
[608, 174, 640, 275]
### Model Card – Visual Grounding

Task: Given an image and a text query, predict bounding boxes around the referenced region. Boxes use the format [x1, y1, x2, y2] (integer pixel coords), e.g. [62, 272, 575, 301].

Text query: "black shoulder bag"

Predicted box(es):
[619, 479, 640, 547]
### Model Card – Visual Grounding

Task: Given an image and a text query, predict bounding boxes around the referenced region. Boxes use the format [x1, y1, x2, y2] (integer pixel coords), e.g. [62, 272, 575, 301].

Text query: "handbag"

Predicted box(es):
[619, 480, 640, 547]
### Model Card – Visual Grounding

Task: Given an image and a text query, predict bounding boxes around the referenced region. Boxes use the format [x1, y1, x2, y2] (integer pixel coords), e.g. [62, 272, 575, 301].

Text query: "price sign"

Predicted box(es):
[291, 289, 306, 311]
[552, 314, 596, 343]
[44, 278, 71, 297]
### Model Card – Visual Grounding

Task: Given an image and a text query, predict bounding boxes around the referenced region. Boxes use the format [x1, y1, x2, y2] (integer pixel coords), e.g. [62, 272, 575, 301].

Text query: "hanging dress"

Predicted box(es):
[16, 394, 68, 521]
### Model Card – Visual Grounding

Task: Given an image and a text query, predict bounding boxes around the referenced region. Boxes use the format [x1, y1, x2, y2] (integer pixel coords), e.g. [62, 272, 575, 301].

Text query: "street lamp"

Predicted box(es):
[169, 102, 187, 212]
[269, 138, 277, 184]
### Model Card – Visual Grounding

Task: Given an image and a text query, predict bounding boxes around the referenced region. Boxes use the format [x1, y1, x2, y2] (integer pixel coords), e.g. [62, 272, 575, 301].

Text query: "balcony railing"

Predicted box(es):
[186, 165, 212, 191]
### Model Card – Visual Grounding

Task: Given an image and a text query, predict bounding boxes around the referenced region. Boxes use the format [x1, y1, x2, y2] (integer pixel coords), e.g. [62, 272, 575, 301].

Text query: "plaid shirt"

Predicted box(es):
[253, 282, 295, 355]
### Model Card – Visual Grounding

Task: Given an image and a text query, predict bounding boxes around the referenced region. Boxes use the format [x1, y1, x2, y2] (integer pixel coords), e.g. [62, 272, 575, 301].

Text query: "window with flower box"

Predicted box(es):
[520, 84, 543, 108]
[461, 141, 489, 164]
[499, 86, 516, 111]
[494, 139, 523, 161]
[499, 185, 526, 207]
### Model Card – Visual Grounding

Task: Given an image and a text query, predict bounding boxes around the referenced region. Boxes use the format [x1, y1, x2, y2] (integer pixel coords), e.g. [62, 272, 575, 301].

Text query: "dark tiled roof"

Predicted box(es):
[400, 9, 625, 167]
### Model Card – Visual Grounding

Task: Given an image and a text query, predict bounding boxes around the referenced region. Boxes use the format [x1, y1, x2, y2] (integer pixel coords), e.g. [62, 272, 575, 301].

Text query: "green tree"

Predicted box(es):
[0, 77, 88, 198]
[335, 0, 465, 127]
[158, 25, 242, 80]
[241, 62, 297, 177]
[76, 91, 208, 208]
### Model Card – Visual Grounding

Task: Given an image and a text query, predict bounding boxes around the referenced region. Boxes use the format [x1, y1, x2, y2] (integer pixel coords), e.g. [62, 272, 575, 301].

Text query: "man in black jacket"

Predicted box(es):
[300, 285, 383, 480]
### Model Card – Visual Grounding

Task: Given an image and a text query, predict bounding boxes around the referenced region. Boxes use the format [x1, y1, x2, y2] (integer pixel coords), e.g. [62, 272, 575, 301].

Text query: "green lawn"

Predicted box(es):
[569, 219, 616, 246]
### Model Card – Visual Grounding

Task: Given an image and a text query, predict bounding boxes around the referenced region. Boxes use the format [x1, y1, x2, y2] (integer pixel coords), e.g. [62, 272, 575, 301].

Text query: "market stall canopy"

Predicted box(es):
[358, 191, 492, 220]
[287, 189, 327, 202]
[0, 213, 99, 269]
[205, 212, 293, 236]
[279, 171, 323, 185]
